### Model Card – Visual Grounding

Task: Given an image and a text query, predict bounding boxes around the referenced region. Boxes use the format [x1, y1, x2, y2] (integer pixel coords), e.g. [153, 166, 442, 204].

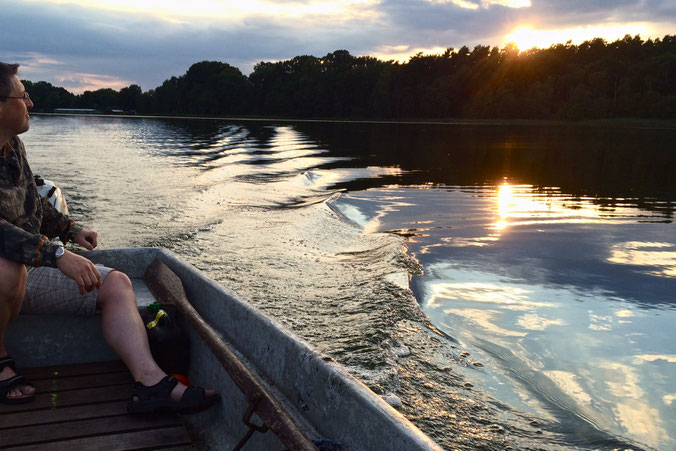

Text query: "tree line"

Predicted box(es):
[24, 35, 675, 120]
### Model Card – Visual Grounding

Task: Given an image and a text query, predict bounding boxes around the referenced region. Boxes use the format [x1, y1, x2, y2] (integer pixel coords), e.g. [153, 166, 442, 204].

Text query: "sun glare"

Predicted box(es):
[491, 182, 647, 233]
[505, 23, 654, 51]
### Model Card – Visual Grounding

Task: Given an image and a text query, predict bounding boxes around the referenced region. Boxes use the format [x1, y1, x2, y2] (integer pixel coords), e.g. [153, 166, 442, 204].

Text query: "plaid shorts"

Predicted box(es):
[22, 265, 114, 316]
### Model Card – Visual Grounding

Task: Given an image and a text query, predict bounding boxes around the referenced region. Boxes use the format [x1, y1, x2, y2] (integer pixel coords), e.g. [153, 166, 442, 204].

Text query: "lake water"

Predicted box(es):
[23, 116, 675, 450]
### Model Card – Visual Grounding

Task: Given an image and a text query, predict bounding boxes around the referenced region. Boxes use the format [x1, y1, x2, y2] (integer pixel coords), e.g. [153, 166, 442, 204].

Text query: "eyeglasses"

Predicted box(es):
[1, 92, 30, 100]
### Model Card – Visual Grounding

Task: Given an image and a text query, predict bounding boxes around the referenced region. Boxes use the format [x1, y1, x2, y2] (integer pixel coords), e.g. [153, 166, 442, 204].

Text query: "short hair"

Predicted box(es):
[0, 62, 19, 101]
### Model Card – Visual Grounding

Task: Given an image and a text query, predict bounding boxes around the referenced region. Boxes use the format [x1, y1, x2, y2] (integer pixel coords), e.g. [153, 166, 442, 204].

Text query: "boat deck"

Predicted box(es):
[0, 360, 195, 450]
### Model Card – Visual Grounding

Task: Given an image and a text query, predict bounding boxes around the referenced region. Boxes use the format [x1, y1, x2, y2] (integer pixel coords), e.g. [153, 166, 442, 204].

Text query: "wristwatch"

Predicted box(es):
[55, 246, 65, 260]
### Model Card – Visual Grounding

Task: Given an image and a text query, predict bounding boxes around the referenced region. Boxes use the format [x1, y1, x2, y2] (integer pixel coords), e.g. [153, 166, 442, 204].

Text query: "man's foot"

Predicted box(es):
[127, 375, 219, 415]
[0, 355, 36, 404]
[134, 372, 217, 403]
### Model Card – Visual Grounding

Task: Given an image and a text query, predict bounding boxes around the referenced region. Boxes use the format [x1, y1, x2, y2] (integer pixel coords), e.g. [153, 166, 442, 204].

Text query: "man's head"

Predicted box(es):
[0, 62, 33, 141]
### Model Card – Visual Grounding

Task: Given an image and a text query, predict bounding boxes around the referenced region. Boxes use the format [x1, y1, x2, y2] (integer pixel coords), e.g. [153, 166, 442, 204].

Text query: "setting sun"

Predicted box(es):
[505, 23, 655, 50]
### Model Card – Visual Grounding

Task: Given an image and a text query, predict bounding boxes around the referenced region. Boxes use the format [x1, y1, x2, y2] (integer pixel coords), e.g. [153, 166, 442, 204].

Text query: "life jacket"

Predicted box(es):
[34, 175, 69, 215]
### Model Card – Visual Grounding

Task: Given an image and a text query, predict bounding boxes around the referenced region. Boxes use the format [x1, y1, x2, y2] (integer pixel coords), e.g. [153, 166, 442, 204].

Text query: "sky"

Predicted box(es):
[1, 0, 674, 93]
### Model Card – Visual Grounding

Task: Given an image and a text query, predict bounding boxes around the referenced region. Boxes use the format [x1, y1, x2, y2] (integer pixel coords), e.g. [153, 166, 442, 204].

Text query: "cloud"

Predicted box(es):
[20, 0, 384, 24]
[3, 0, 388, 88]
[17, 7, 385, 89]
[56, 72, 134, 92]
[518, 0, 676, 27]
[428, 0, 532, 8]
[1, 0, 673, 92]
[371, 45, 450, 62]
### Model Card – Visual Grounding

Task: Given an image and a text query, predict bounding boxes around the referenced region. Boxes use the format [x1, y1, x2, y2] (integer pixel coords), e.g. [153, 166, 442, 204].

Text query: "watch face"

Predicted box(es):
[56, 246, 65, 258]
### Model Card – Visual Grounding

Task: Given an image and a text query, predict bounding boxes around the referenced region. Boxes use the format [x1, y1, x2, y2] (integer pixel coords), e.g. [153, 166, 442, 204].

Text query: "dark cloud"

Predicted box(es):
[0, 0, 672, 92]
[373, 0, 529, 51]
[515, 0, 676, 27]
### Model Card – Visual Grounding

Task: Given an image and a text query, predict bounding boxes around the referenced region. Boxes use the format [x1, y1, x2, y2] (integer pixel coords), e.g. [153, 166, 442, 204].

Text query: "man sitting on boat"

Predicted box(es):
[0, 61, 218, 413]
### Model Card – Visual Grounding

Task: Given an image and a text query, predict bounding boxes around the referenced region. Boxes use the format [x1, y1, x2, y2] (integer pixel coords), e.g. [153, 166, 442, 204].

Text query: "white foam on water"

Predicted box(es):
[385, 271, 410, 290]
[327, 199, 370, 228]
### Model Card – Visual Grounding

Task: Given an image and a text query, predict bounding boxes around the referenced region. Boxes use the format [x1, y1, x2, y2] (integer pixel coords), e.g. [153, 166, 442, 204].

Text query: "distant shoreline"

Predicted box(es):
[31, 112, 676, 130]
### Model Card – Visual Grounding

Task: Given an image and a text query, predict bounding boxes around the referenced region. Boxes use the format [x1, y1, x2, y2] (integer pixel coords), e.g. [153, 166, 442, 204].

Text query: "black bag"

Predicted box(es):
[144, 305, 190, 376]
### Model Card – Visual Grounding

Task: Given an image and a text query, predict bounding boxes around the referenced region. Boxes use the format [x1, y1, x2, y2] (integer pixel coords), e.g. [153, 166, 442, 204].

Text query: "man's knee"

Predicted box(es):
[97, 270, 133, 306]
[0, 257, 26, 302]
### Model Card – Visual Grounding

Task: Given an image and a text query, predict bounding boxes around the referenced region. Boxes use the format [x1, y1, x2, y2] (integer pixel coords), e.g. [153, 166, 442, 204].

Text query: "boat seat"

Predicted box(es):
[6, 279, 158, 368]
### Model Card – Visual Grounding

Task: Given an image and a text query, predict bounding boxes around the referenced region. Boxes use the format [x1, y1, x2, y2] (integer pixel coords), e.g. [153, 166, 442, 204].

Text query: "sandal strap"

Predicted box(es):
[179, 385, 219, 412]
[180, 385, 206, 405]
[0, 355, 16, 372]
[132, 376, 178, 402]
[1, 374, 35, 404]
[1, 375, 30, 390]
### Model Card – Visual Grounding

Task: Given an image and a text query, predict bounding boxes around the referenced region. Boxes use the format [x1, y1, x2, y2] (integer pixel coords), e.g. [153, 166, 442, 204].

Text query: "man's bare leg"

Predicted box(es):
[0, 257, 35, 400]
[97, 271, 215, 401]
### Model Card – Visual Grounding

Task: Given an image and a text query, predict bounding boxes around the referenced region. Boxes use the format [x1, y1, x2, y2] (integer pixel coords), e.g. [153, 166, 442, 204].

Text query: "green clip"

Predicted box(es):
[146, 309, 168, 329]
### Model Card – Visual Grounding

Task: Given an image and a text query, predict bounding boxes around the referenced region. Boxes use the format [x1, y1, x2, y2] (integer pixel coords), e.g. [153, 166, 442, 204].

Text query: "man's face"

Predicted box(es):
[0, 75, 34, 137]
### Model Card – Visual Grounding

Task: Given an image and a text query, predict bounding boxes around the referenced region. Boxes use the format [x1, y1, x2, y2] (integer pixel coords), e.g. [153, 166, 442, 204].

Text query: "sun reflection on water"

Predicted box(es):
[492, 182, 665, 232]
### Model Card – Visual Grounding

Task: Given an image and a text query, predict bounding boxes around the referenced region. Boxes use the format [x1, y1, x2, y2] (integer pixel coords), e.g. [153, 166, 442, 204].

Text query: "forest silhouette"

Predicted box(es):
[24, 35, 675, 120]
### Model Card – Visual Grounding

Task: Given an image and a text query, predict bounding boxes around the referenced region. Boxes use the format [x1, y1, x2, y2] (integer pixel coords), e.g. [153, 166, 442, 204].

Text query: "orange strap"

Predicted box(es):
[0, 142, 10, 159]
[34, 236, 48, 267]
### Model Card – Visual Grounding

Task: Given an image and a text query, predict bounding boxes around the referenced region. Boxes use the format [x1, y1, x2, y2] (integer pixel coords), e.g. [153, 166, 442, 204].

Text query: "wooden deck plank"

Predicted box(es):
[0, 412, 182, 447]
[3, 426, 193, 450]
[0, 401, 129, 429]
[0, 383, 133, 414]
[20, 360, 128, 380]
[0, 361, 195, 450]
[29, 370, 133, 392]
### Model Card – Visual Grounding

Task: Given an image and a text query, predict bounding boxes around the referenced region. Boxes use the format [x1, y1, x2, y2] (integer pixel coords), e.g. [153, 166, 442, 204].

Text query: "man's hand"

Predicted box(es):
[74, 228, 98, 250]
[56, 250, 102, 295]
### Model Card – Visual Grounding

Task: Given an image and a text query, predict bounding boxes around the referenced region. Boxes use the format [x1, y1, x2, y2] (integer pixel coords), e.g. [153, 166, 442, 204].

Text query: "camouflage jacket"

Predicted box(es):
[0, 136, 83, 267]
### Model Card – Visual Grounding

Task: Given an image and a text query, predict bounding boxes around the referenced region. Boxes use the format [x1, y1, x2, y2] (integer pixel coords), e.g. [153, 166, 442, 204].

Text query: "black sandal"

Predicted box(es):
[127, 375, 219, 415]
[0, 355, 35, 405]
